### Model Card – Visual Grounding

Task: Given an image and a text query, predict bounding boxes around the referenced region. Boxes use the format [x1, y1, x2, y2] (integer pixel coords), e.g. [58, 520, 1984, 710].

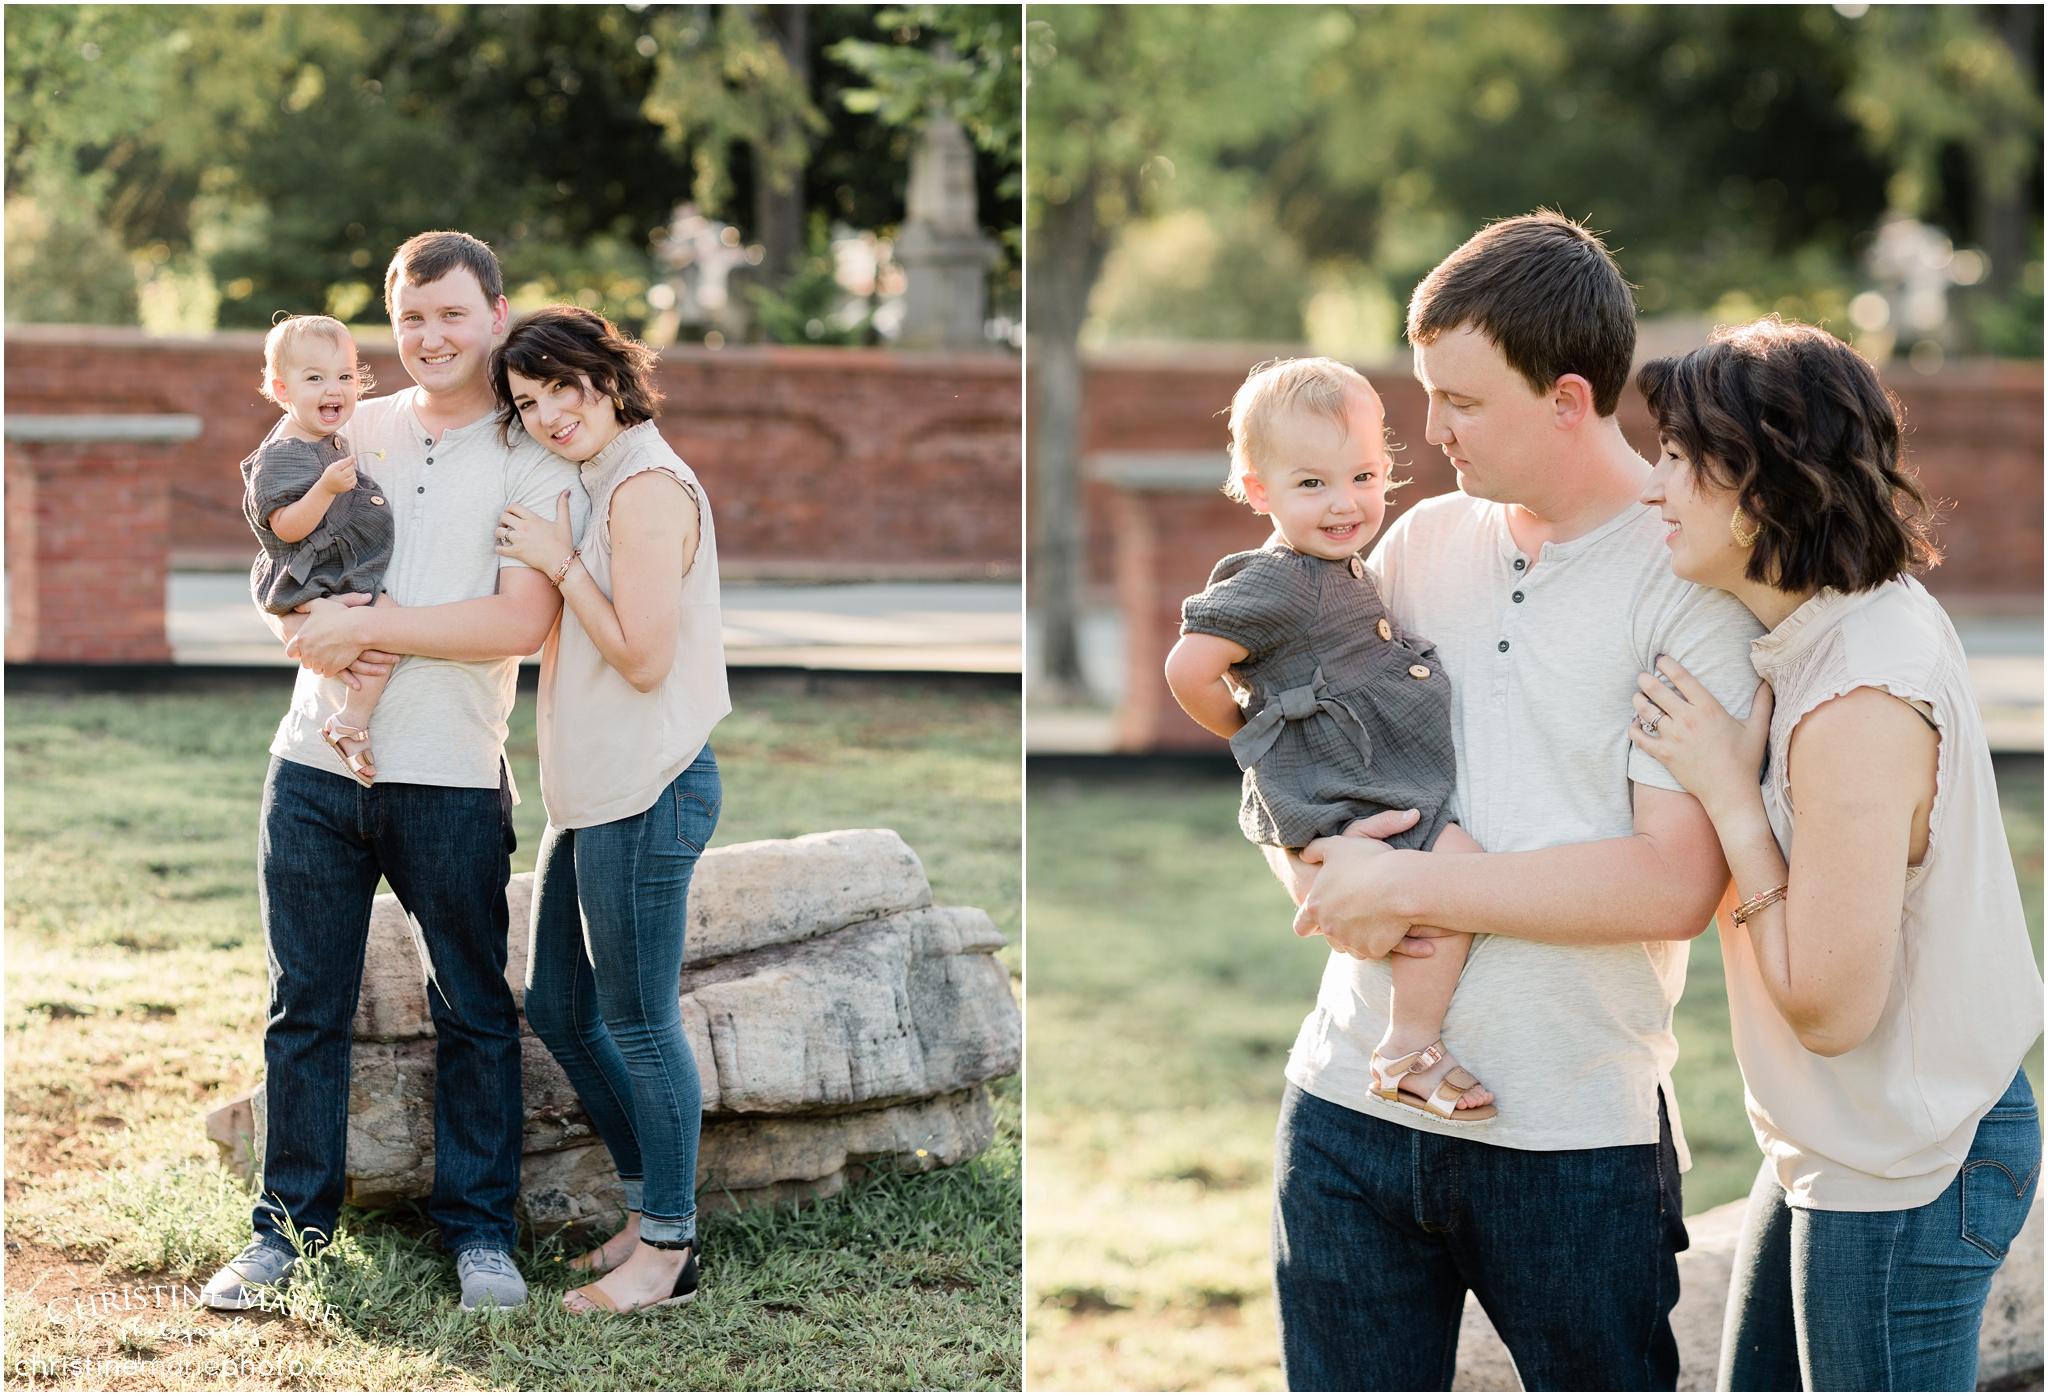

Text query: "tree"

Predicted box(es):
[1024, 5, 1325, 700]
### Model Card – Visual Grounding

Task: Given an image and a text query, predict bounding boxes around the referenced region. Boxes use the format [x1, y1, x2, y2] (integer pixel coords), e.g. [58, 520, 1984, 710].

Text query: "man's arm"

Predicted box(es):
[1294, 783, 1729, 959]
[285, 568, 561, 673]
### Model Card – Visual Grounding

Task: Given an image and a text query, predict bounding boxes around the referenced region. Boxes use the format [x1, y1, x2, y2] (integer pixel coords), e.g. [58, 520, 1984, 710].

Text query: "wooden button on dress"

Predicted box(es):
[1377, 618, 1393, 642]
[1349, 556, 1366, 578]
[1408, 664, 1431, 680]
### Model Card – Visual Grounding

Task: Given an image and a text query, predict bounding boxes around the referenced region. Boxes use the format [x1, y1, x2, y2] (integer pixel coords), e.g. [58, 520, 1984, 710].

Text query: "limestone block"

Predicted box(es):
[685, 905, 1020, 1115]
[348, 829, 931, 1042]
[335, 904, 1018, 1205]
[1451, 1191, 2045, 1391]
[684, 829, 932, 964]
[506, 1087, 997, 1236]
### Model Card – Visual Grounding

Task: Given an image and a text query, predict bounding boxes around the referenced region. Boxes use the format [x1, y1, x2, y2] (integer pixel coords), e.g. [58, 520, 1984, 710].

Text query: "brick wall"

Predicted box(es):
[1070, 352, 2042, 750]
[1076, 353, 2042, 606]
[5, 326, 1021, 581]
[6, 437, 176, 663]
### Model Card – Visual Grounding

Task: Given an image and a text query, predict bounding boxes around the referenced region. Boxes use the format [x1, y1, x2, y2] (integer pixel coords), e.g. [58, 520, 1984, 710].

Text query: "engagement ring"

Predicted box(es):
[1640, 717, 1660, 736]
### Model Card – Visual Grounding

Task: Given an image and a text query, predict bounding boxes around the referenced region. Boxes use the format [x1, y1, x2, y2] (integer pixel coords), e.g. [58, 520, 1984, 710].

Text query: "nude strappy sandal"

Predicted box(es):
[322, 718, 375, 787]
[1370, 1039, 1497, 1123]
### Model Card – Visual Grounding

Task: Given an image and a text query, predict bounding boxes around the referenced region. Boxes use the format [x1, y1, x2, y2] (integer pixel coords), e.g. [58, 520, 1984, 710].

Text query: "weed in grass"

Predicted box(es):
[7, 685, 1020, 1391]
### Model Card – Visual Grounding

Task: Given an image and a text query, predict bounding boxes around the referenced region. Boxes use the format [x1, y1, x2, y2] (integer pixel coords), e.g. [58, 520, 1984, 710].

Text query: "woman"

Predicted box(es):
[490, 305, 730, 1316]
[1627, 316, 2041, 1392]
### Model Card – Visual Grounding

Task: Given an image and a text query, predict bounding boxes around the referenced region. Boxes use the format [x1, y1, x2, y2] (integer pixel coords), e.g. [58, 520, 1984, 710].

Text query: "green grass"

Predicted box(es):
[4, 682, 1020, 1391]
[1023, 758, 2045, 1392]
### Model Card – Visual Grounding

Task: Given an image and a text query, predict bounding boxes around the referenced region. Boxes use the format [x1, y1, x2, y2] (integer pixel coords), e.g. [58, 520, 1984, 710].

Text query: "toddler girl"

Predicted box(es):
[1164, 357, 1494, 1121]
[241, 314, 396, 784]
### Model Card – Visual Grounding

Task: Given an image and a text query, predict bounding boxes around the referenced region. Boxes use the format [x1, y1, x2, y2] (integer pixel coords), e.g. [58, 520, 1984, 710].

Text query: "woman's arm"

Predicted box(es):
[1165, 632, 1251, 737]
[1632, 660, 1935, 1057]
[499, 475, 696, 693]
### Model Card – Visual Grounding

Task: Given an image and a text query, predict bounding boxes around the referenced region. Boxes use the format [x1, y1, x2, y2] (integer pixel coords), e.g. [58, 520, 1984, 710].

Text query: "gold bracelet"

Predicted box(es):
[1730, 883, 1788, 926]
[550, 549, 579, 586]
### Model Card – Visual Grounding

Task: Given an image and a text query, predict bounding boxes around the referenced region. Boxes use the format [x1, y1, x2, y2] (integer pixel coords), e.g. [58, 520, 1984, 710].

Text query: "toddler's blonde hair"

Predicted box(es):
[1224, 357, 1380, 504]
[259, 314, 375, 405]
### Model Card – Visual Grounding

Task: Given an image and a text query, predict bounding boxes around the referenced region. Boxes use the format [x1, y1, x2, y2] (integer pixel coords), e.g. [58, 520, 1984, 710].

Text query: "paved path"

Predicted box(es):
[170, 574, 1022, 673]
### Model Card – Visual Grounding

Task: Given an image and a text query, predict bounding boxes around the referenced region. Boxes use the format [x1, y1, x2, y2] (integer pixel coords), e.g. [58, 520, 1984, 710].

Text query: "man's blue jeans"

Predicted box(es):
[1720, 1068, 2040, 1392]
[524, 750, 720, 1246]
[1274, 1082, 1687, 1391]
[256, 757, 523, 1256]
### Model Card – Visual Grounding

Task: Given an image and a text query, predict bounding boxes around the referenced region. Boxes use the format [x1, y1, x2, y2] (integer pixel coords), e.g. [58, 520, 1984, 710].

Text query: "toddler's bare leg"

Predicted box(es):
[328, 592, 398, 777]
[1343, 818, 1493, 1110]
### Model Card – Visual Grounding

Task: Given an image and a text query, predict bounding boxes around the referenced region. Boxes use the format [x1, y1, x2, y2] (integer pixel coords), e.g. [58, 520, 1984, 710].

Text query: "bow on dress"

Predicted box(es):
[1228, 665, 1372, 770]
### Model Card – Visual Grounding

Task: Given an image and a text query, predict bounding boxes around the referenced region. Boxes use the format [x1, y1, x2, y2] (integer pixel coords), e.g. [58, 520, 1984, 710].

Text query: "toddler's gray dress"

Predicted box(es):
[242, 433, 395, 615]
[1181, 540, 1457, 851]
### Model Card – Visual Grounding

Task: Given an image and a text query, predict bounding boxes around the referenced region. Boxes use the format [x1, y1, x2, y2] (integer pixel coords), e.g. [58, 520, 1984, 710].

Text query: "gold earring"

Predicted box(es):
[613, 396, 624, 412]
[1731, 505, 1760, 549]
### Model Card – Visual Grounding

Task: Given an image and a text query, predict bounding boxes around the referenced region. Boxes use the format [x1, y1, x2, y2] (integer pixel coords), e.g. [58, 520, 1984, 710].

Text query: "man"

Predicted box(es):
[201, 231, 587, 1313]
[1269, 213, 1763, 1391]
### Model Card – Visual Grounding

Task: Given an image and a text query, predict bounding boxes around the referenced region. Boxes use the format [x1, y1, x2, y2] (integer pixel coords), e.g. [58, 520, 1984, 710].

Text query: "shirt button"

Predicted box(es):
[1408, 664, 1431, 680]
[1349, 556, 1365, 578]
[1498, 640, 1510, 652]
[1513, 558, 1526, 570]
[1512, 590, 1524, 603]
[416, 486, 425, 494]
[426, 457, 434, 464]
[1377, 618, 1392, 642]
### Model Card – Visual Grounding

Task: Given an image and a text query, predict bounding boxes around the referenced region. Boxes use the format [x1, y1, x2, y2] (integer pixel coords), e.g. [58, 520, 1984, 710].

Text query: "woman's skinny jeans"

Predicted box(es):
[1720, 1068, 2040, 1392]
[524, 749, 720, 1246]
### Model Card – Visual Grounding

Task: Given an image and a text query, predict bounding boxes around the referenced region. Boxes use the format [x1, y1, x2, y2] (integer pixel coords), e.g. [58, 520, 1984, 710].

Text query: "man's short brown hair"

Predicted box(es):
[384, 230, 505, 316]
[1636, 316, 1938, 594]
[1406, 212, 1637, 416]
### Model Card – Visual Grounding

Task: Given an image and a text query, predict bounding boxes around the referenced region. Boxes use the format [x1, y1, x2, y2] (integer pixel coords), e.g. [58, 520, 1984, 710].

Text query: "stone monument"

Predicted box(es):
[893, 113, 1000, 351]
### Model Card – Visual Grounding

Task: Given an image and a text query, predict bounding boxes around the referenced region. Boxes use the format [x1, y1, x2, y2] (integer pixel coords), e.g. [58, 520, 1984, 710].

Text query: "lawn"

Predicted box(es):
[4, 676, 1021, 1392]
[1022, 756, 2045, 1393]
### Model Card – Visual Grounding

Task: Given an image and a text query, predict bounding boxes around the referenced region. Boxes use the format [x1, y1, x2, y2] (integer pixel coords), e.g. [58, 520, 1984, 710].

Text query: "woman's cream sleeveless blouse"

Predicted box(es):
[1729, 578, 2042, 1210]
[537, 420, 730, 829]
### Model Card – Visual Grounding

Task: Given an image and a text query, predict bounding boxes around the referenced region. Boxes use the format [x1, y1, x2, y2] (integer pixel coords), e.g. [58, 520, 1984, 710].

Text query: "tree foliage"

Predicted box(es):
[5, 3, 1021, 336]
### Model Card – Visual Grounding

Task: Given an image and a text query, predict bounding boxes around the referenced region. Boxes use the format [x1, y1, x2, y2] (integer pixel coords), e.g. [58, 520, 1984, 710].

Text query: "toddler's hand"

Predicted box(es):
[318, 455, 359, 496]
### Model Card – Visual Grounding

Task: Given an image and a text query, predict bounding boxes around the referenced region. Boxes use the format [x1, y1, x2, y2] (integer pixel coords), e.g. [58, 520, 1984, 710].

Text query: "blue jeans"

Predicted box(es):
[1720, 1069, 2040, 1392]
[524, 750, 720, 1246]
[1274, 1082, 1688, 1391]
[256, 757, 523, 1256]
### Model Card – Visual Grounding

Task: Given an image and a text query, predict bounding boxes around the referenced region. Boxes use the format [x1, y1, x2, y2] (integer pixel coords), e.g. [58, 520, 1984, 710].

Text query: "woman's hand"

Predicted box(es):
[1627, 657, 1773, 818]
[496, 490, 576, 578]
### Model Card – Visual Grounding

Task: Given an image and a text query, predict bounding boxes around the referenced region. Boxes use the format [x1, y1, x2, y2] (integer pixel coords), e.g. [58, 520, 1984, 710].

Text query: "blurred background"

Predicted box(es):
[7, 3, 1020, 349]
[1023, 5, 2042, 1390]
[7, 4, 1024, 674]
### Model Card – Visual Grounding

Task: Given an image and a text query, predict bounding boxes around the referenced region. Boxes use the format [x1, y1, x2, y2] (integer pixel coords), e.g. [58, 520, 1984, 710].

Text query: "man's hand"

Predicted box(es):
[1287, 808, 1447, 961]
[285, 597, 370, 676]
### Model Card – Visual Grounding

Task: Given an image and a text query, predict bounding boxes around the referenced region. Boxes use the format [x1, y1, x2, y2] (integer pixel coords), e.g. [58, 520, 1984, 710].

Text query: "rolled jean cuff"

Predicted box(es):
[619, 1178, 645, 1214]
[639, 1211, 695, 1246]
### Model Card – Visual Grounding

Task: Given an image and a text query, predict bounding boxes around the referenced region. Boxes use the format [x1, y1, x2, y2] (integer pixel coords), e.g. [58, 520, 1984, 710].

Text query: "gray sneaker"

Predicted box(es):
[457, 1248, 527, 1311]
[199, 1238, 297, 1311]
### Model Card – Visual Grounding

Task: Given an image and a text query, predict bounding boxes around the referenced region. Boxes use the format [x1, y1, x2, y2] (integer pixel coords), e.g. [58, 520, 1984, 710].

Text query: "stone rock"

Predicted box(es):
[515, 1087, 998, 1235]
[335, 903, 1018, 1205]
[203, 1087, 259, 1182]
[1451, 1191, 2044, 1391]
[349, 829, 933, 1042]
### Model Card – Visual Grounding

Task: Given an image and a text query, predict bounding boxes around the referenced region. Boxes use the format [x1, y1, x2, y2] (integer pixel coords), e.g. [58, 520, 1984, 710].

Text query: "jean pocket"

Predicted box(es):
[674, 789, 720, 853]
[1960, 1153, 2040, 1260]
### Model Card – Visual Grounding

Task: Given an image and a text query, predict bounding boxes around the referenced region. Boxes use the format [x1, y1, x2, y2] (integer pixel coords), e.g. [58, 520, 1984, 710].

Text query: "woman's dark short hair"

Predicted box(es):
[1407, 211, 1637, 416]
[1636, 316, 1938, 594]
[491, 306, 663, 445]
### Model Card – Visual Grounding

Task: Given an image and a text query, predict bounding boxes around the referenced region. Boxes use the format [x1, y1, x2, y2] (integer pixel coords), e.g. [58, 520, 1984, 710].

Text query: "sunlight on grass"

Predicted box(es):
[1023, 758, 2045, 1392]
[5, 681, 1019, 1392]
